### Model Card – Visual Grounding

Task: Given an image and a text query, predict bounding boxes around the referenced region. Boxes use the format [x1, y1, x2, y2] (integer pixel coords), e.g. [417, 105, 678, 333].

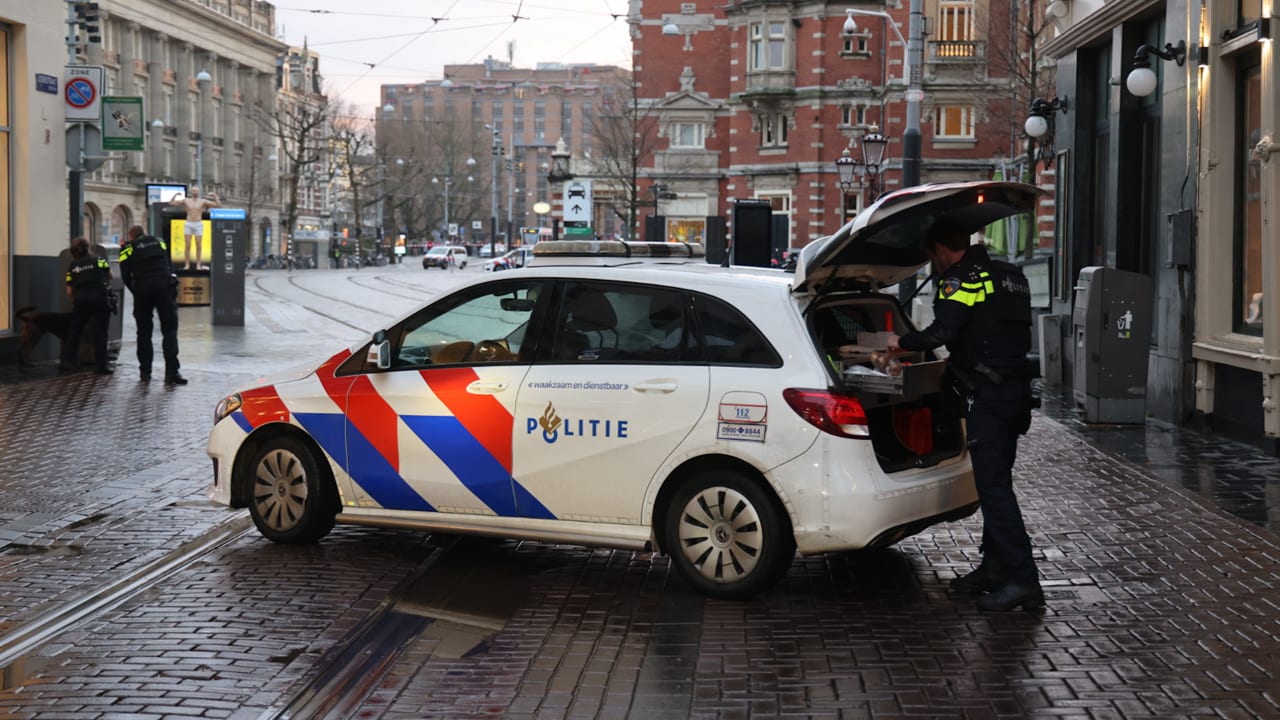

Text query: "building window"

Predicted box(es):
[938, 0, 974, 42]
[1235, 55, 1263, 334]
[749, 21, 787, 71]
[841, 105, 866, 126]
[935, 105, 975, 139]
[671, 122, 705, 148]
[760, 113, 789, 147]
[842, 34, 869, 55]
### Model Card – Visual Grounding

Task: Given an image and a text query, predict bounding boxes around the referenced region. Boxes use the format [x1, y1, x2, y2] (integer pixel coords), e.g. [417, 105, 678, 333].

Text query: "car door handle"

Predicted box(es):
[634, 381, 678, 393]
[467, 381, 509, 394]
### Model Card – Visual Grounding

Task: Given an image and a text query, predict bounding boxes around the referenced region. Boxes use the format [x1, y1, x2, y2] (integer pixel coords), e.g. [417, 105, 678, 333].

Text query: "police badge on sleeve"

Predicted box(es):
[939, 277, 962, 298]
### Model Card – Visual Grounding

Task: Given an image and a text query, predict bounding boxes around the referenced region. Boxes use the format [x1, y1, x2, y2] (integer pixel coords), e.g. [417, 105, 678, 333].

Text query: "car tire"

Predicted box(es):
[460, 261, 467, 269]
[247, 435, 337, 544]
[662, 469, 795, 599]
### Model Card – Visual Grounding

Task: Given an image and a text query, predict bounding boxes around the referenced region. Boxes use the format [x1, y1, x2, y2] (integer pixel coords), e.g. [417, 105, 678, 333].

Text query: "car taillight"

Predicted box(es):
[783, 388, 870, 439]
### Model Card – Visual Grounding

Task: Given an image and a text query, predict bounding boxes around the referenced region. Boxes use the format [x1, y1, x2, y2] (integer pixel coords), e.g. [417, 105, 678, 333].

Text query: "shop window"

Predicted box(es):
[934, 105, 975, 139]
[1234, 55, 1263, 335]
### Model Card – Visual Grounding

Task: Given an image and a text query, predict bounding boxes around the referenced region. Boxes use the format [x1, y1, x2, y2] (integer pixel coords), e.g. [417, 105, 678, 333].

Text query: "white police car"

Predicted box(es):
[208, 181, 1038, 599]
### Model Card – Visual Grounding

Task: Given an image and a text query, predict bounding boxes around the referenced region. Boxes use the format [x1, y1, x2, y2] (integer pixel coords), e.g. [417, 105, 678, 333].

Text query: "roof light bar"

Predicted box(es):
[532, 240, 706, 260]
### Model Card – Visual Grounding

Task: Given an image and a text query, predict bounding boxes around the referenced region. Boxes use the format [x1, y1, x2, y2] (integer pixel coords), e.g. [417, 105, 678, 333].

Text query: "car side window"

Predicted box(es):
[392, 280, 545, 368]
[550, 282, 692, 363]
[692, 293, 783, 367]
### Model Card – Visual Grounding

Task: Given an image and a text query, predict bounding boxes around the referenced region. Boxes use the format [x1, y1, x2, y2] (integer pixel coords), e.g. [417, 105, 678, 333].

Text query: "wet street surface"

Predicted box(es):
[2, 265, 1280, 719]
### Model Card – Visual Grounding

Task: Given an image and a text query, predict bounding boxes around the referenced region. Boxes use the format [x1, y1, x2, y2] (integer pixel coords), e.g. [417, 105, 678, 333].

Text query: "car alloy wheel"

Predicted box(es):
[664, 469, 794, 599]
[247, 436, 336, 544]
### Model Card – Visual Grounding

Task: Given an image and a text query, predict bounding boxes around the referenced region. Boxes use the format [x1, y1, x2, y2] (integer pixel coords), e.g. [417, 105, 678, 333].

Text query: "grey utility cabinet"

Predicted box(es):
[1072, 266, 1152, 424]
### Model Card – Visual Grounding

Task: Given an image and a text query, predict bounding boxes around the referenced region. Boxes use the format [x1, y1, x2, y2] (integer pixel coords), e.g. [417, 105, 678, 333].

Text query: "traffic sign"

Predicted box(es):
[65, 124, 104, 172]
[64, 65, 104, 122]
[101, 96, 144, 151]
[563, 180, 593, 223]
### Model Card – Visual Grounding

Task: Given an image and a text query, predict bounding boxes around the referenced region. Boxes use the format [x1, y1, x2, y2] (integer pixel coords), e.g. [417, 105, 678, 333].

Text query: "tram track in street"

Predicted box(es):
[0, 516, 255, 691]
[344, 271, 442, 302]
[249, 274, 395, 333]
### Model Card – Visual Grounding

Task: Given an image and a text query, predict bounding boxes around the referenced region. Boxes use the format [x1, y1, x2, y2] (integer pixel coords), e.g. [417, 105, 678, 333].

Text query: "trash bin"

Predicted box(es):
[1072, 266, 1152, 423]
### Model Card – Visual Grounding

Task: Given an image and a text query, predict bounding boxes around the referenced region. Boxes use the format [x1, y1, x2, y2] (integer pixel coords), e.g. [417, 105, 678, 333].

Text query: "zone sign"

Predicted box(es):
[64, 65, 104, 122]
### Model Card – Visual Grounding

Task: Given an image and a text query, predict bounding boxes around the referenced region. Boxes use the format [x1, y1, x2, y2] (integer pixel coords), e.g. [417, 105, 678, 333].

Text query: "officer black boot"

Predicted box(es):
[976, 579, 1045, 611]
[949, 556, 1006, 594]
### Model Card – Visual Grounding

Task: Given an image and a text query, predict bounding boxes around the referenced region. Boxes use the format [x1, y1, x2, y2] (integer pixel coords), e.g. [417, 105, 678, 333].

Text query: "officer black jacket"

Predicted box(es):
[897, 244, 1031, 378]
[119, 234, 174, 294]
[65, 255, 110, 301]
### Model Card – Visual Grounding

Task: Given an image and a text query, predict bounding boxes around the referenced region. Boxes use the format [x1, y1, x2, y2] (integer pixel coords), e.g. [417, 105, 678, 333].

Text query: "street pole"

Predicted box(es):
[489, 129, 500, 259]
[65, 0, 83, 239]
[903, 0, 924, 189]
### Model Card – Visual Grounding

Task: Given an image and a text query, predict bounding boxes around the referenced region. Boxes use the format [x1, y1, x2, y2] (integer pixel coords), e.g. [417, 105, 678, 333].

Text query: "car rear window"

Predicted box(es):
[691, 294, 782, 367]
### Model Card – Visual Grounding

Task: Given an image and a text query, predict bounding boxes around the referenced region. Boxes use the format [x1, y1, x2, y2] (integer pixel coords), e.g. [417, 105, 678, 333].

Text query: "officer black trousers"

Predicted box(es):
[132, 286, 180, 378]
[65, 296, 110, 372]
[966, 381, 1037, 584]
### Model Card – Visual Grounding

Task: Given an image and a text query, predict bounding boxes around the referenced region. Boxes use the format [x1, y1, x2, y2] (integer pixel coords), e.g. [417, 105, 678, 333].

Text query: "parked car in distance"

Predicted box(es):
[484, 247, 533, 272]
[422, 245, 467, 269]
[478, 243, 508, 258]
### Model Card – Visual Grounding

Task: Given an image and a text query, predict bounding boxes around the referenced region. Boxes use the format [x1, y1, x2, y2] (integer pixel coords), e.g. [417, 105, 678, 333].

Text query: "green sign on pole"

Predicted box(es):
[564, 226, 593, 237]
[101, 96, 144, 151]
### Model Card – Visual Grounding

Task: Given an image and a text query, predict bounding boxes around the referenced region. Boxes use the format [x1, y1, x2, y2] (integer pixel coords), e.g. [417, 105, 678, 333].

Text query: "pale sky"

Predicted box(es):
[272, 0, 634, 116]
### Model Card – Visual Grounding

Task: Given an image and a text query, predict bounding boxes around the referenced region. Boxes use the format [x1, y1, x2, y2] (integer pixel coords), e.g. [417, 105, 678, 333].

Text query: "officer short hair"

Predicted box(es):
[921, 220, 970, 254]
[128, 225, 145, 240]
[69, 237, 90, 259]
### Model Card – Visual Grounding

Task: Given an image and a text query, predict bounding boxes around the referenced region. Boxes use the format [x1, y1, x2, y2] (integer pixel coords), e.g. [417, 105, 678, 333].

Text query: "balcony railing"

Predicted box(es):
[927, 40, 986, 64]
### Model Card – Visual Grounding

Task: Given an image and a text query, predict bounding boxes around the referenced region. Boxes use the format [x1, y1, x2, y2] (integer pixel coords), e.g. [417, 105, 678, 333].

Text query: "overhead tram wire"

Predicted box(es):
[327, 0, 464, 101]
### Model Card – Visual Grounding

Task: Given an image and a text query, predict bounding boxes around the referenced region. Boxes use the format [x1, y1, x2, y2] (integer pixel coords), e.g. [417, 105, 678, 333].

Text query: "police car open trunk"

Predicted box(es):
[792, 180, 1041, 473]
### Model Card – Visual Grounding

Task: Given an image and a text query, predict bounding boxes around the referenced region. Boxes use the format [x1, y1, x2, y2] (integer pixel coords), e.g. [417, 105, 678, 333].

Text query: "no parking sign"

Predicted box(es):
[64, 65, 103, 122]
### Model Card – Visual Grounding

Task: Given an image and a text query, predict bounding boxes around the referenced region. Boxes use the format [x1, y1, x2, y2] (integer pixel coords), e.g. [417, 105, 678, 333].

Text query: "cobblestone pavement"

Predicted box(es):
[2, 267, 1280, 719]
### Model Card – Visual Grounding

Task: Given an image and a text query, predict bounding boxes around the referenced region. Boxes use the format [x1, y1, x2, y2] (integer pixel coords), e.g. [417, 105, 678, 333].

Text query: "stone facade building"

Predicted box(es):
[626, 0, 1028, 255]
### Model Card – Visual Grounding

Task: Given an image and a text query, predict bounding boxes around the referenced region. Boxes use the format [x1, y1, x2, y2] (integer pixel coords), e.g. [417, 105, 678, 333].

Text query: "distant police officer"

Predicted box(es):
[62, 236, 114, 375]
[120, 225, 187, 385]
[887, 221, 1040, 612]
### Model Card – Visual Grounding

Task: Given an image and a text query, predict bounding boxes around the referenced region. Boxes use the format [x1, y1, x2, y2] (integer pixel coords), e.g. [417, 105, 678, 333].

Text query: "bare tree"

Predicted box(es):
[379, 110, 491, 244]
[329, 99, 379, 257]
[589, 73, 662, 240]
[254, 91, 329, 259]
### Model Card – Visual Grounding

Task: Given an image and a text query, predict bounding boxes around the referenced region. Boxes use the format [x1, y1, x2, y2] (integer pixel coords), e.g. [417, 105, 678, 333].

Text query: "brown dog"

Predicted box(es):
[14, 306, 72, 370]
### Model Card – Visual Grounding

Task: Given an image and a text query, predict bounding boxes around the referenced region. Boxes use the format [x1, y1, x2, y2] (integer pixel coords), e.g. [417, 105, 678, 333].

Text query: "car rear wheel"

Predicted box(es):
[247, 436, 337, 544]
[663, 469, 795, 599]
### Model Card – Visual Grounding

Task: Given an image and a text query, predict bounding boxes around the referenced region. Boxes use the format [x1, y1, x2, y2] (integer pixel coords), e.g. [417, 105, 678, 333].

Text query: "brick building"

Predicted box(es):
[628, 0, 1027, 256]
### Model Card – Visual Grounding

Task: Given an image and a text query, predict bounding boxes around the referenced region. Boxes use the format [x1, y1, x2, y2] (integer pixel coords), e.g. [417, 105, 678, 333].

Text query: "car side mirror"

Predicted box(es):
[368, 330, 391, 370]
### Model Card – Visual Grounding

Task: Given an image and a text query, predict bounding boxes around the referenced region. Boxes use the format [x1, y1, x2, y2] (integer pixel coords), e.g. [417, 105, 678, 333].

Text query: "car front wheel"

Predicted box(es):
[663, 469, 794, 599]
[247, 435, 337, 544]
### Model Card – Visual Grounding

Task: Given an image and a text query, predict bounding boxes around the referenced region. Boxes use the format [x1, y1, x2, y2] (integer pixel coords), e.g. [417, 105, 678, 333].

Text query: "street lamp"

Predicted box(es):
[195, 69, 212, 191]
[842, 8, 921, 188]
[486, 125, 503, 259]
[1125, 41, 1187, 97]
[1024, 96, 1069, 168]
[433, 156, 475, 241]
[834, 127, 889, 212]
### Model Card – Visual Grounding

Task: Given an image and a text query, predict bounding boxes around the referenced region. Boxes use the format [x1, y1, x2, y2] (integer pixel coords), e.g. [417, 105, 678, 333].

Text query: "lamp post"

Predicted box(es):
[487, 126, 503, 259]
[835, 127, 889, 217]
[842, 8, 921, 188]
[195, 69, 212, 192]
[547, 138, 573, 241]
[434, 157, 475, 242]
[843, 7, 921, 301]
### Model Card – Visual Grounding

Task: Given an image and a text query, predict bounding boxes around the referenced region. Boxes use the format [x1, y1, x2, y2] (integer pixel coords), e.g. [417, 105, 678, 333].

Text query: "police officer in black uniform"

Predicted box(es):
[887, 221, 1041, 611]
[120, 225, 187, 385]
[63, 236, 114, 375]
